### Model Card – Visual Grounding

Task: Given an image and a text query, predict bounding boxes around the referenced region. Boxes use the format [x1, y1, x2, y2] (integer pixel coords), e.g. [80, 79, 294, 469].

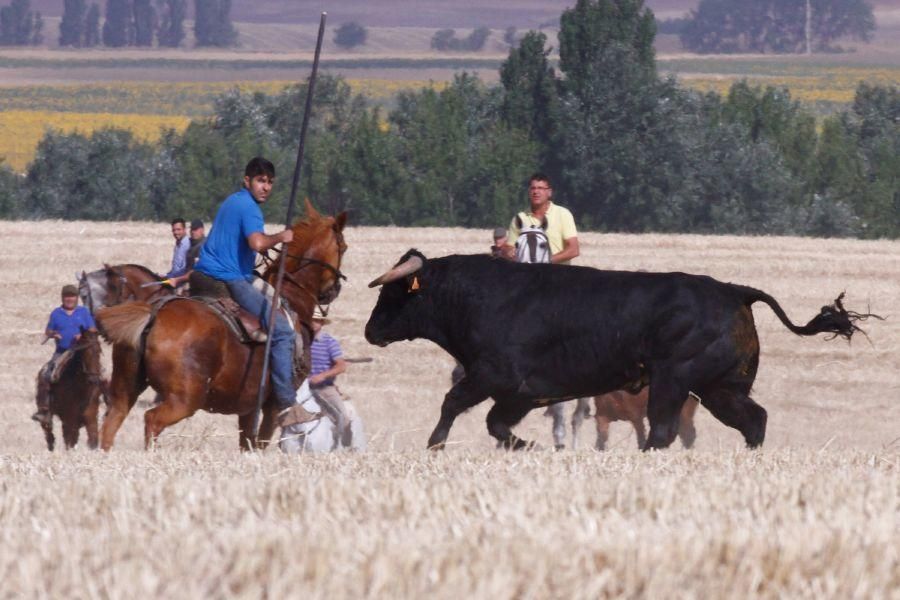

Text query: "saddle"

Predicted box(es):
[188, 272, 267, 342]
[183, 271, 310, 386]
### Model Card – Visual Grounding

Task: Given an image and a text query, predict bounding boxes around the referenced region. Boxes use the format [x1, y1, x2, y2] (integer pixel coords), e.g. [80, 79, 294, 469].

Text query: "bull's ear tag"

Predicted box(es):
[409, 276, 420, 292]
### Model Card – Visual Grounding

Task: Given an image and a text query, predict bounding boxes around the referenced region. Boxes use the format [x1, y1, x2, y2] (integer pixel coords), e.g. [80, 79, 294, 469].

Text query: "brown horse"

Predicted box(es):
[95, 201, 347, 450]
[79, 263, 173, 312]
[37, 329, 105, 451]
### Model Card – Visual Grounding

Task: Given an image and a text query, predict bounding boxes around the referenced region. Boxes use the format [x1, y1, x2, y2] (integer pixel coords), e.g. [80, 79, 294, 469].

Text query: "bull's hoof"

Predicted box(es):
[502, 437, 542, 451]
[554, 444, 565, 451]
[427, 441, 446, 451]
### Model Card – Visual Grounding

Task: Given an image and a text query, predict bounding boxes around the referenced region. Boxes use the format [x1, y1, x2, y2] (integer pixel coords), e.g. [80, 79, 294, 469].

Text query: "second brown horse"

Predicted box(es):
[96, 201, 347, 450]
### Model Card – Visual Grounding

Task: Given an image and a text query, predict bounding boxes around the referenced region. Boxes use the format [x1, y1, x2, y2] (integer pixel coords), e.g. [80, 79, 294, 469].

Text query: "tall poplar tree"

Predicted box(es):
[83, 2, 100, 47]
[102, 0, 134, 47]
[157, 0, 186, 47]
[132, 0, 155, 46]
[194, 0, 236, 47]
[59, 0, 86, 46]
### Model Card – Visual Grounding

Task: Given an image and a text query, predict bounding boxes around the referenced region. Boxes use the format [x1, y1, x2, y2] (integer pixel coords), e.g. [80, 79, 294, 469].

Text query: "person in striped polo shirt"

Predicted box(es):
[308, 306, 352, 448]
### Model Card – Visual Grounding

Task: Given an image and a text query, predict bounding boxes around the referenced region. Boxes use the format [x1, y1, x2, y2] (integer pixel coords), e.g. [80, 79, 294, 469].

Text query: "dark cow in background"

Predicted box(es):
[366, 249, 873, 451]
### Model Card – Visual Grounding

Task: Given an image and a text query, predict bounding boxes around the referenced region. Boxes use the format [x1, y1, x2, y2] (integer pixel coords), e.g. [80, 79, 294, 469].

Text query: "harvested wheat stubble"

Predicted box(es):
[1, 221, 898, 597]
[1, 450, 898, 597]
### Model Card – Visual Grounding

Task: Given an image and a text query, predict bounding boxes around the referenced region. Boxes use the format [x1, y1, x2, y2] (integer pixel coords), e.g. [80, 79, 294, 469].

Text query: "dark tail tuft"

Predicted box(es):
[800, 293, 883, 341]
[741, 286, 884, 342]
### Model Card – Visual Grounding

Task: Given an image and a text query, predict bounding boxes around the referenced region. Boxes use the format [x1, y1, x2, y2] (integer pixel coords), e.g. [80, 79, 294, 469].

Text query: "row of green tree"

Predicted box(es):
[1, 0, 897, 239]
[431, 27, 492, 52]
[0, 0, 42, 45]
[58, 0, 234, 48]
[678, 0, 875, 53]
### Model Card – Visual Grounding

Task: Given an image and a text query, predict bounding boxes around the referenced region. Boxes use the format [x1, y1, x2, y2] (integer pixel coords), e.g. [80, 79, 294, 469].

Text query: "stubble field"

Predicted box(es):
[0, 221, 898, 596]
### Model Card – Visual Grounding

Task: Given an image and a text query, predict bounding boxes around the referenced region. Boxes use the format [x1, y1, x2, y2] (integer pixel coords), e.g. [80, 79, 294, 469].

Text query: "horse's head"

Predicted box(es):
[79, 267, 118, 313]
[74, 327, 103, 384]
[513, 214, 551, 265]
[273, 199, 348, 308]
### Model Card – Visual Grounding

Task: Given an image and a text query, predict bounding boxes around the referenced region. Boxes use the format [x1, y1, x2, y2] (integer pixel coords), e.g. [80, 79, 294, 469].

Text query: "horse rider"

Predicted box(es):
[186, 219, 206, 269]
[33, 284, 97, 425]
[161, 218, 191, 288]
[490, 227, 515, 259]
[167, 218, 207, 289]
[504, 172, 580, 264]
[191, 156, 316, 429]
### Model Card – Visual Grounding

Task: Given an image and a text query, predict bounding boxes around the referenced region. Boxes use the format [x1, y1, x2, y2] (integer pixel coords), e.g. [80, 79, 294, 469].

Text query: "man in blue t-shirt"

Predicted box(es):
[194, 156, 314, 428]
[33, 284, 97, 425]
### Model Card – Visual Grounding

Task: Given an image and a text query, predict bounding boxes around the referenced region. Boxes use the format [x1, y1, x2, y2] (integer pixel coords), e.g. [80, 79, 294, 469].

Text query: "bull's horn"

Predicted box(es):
[368, 256, 424, 288]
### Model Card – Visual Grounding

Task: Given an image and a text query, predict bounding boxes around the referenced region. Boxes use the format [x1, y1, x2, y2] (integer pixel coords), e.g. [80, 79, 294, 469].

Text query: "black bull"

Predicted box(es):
[365, 249, 874, 451]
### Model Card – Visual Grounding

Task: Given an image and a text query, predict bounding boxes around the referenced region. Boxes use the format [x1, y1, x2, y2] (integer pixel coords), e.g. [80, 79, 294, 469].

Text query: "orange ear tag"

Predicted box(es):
[409, 276, 420, 292]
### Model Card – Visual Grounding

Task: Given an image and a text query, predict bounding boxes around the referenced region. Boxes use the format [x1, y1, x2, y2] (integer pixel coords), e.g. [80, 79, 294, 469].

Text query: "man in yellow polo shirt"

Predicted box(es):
[504, 172, 580, 264]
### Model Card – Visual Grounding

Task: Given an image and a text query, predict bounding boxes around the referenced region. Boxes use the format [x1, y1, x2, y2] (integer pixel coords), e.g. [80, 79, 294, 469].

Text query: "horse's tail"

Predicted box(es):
[96, 302, 153, 350]
[735, 285, 880, 341]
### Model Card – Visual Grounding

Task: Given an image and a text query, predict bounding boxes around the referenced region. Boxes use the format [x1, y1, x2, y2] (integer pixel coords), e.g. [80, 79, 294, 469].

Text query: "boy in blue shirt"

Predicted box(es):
[194, 156, 316, 428]
[33, 284, 97, 424]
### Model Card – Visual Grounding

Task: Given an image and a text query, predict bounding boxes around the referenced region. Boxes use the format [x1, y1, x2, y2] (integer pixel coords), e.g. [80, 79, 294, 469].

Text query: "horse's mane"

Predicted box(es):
[121, 263, 159, 279]
[61, 332, 102, 378]
[289, 213, 328, 237]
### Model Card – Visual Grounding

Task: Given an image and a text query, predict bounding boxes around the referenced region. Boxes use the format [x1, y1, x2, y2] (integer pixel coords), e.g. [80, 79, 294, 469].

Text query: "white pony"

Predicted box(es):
[279, 380, 366, 454]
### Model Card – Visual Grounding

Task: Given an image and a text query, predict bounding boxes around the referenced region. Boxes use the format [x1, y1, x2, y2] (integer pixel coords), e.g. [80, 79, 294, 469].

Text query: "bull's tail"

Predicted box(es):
[738, 286, 880, 341]
[96, 302, 153, 350]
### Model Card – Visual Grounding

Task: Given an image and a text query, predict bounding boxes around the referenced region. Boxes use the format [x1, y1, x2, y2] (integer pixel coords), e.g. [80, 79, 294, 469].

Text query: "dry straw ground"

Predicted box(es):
[1, 221, 898, 597]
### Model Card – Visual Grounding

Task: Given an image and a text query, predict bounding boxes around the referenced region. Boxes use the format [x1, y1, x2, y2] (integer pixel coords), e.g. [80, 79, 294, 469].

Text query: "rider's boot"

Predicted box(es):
[32, 377, 52, 425]
[277, 403, 320, 428]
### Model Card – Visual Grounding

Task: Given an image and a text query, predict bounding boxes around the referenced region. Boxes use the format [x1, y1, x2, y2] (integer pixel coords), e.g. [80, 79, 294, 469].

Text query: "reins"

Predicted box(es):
[260, 223, 346, 319]
[67, 335, 104, 384]
[260, 227, 347, 283]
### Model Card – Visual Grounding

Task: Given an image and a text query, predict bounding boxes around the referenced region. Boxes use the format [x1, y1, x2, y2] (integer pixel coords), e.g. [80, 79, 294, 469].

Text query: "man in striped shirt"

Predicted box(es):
[309, 307, 352, 448]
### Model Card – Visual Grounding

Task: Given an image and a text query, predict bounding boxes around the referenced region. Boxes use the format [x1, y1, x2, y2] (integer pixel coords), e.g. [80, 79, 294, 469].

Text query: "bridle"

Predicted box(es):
[80, 268, 133, 314]
[109, 268, 134, 305]
[261, 223, 347, 315]
[78, 273, 95, 315]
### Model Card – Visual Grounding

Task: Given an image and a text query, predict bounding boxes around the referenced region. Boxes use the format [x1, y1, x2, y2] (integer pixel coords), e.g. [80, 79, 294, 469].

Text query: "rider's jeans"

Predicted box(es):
[226, 277, 296, 410]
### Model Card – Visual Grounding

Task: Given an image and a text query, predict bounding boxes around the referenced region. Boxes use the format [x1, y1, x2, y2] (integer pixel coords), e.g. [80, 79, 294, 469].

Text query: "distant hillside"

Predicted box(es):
[25, 1, 900, 26]
[26, 0, 571, 27]
[21, 1, 900, 35]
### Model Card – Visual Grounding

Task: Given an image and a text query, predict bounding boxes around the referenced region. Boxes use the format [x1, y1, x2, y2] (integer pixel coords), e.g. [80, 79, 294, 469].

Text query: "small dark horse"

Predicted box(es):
[37, 329, 105, 451]
[95, 201, 348, 450]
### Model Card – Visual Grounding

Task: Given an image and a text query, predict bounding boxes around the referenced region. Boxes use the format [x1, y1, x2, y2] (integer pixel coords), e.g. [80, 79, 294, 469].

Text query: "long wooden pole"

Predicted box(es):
[253, 12, 327, 439]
